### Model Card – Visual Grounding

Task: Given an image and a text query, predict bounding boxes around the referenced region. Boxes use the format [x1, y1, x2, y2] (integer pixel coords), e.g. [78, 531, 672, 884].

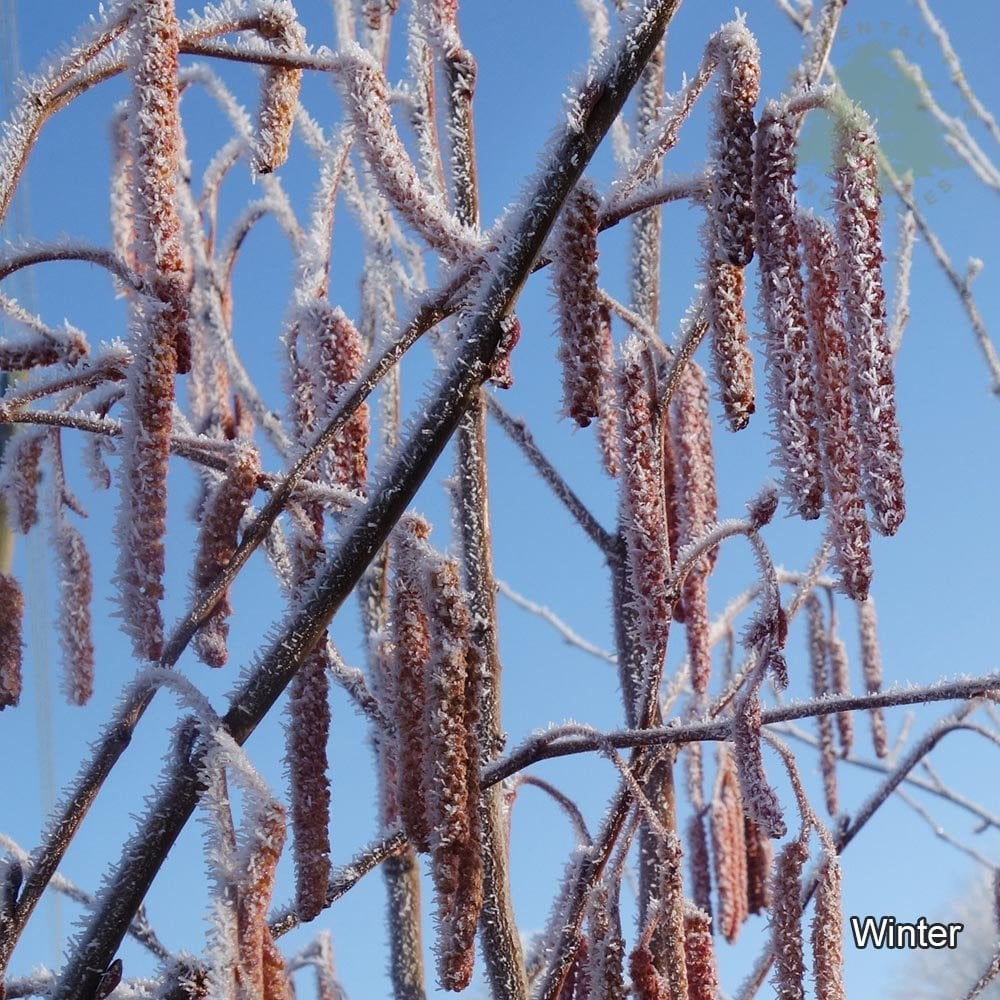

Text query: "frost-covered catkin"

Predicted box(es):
[705, 259, 755, 432]
[734, 689, 786, 838]
[389, 515, 433, 852]
[586, 882, 626, 1000]
[711, 746, 749, 943]
[628, 943, 662, 1000]
[54, 519, 95, 706]
[744, 816, 773, 914]
[617, 336, 671, 668]
[109, 106, 136, 284]
[253, 7, 305, 174]
[828, 627, 854, 757]
[770, 838, 809, 1000]
[832, 102, 905, 537]
[309, 303, 369, 493]
[236, 800, 287, 999]
[799, 211, 873, 601]
[806, 596, 838, 816]
[553, 179, 606, 428]
[423, 551, 483, 991]
[192, 444, 261, 667]
[594, 306, 619, 478]
[857, 598, 888, 758]
[811, 852, 846, 1000]
[709, 20, 760, 267]
[683, 904, 719, 1000]
[115, 0, 188, 660]
[753, 102, 824, 520]
[1, 429, 44, 534]
[0, 574, 24, 709]
[687, 813, 713, 921]
[671, 362, 717, 694]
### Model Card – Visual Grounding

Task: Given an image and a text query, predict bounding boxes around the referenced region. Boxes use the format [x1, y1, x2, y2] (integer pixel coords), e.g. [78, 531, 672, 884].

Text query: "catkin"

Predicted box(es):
[553, 180, 606, 428]
[2, 429, 44, 534]
[799, 211, 873, 601]
[115, 0, 188, 660]
[827, 627, 854, 758]
[705, 258, 755, 432]
[253, 7, 305, 174]
[585, 882, 626, 1000]
[711, 747, 749, 943]
[857, 598, 888, 758]
[671, 362, 718, 694]
[192, 444, 261, 667]
[770, 838, 809, 1000]
[734, 688, 786, 839]
[811, 852, 846, 1000]
[708, 20, 760, 267]
[423, 550, 483, 991]
[687, 812, 713, 921]
[0, 574, 24, 709]
[389, 515, 433, 852]
[54, 520, 95, 706]
[628, 943, 663, 1000]
[753, 102, 824, 520]
[683, 904, 720, 1000]
[617, 336, 671, 668]
[806, 596, 838, 816]
[832, 102, 905, 537]
[236, 800, 287, 1000]
[744, 816, 773, 914]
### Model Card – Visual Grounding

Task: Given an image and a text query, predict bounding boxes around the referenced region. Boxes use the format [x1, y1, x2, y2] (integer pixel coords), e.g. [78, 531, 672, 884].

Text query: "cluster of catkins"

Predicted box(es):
[551, 18, 904, 623]
[377, 514, 484, 992]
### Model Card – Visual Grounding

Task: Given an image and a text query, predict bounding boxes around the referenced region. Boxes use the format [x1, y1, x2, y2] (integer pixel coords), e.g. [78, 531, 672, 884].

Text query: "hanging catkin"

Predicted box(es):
[0, 574, 24, 709]
[192, 444, 261, 667]
[799, 211, 873, 601]
[711, 746, 749, 942]
[253, 6, 306, 174]
[811, 851, 846, 1000]
[422, 548, 483, 991]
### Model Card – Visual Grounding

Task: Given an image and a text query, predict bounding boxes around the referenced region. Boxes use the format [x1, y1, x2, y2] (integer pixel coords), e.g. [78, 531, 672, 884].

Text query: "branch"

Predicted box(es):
[482, 674, 1000, 786]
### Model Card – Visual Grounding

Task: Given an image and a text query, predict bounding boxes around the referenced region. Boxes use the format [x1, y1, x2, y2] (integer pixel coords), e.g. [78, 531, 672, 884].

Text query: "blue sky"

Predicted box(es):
[2, 2, 1000, 998]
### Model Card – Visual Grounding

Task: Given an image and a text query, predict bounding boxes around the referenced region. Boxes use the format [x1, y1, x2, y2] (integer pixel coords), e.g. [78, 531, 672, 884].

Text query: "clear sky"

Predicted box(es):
[2, 1, 1000, 998]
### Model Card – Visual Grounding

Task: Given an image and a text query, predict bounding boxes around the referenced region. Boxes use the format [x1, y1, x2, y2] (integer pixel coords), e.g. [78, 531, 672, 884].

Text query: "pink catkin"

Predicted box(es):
[770, 838, 809, 1000]
[744, 815, 773, 914]
[586, 883, 627, 1000]
[390, 515, 433, 853]
[711, 747, 749, 943]
[109, 106, 137, 281]
[832, 104, 905, 537]
[857, 598, 888, 758]
[253, 7, 306, 174]
[827, 627, 854, 758]
[671, 362, 718, 694]
[54, 520, 95, 706]
[753, 102, 824, 520]
[683, 904, 720, 1000]
[595, 306, 620, 477]
[811, 852, 846, 1000]
[192, 444, 261, 668]
[423, 551, 483, 992]
[236, 800, 287, 1000]
[286, 644, 332, 922]
[687, 812, 713, 921]
[617, 337, 671, 670]
[628, 944, 663, 1000]
[799, 212, 873, 601]
[552, 179, 606, 428]
[708, 20, 761, 268]
[0, 574, 25, 709]
[3, 430, 44, 534]
[310, 303, 369, 494]
[734, 688, 787, 839]
[806, 596, 838, 816]
[115, 0, 187, 661]
[705, 259, 755, 432]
